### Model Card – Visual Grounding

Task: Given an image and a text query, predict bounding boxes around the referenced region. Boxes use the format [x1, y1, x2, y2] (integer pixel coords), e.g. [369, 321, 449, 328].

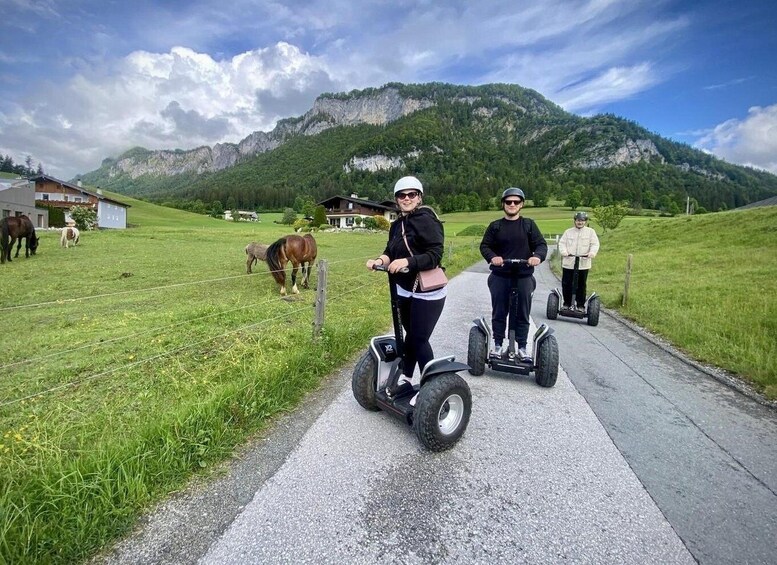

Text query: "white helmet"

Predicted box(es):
[393, 175, 424, 195]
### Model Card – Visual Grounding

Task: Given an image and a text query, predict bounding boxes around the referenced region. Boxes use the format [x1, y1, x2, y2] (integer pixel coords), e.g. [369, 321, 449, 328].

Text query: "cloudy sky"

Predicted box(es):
[1, 0, 776, 180]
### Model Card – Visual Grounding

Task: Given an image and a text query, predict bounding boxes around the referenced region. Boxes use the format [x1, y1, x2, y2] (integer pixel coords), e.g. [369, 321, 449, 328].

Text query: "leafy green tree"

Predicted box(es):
[302, 198, 316, 218]
[281, 207, 297, 225]
[210, 200, 224, 218]
[69, 205, 97, 230]
[566, 189, 582, 210]
[591, 203, 630, 233]
[226, 196, 237, 212]
[190, 200, 207, 215]
[312, 205, 328, 227]
[531, 187, 549, 207]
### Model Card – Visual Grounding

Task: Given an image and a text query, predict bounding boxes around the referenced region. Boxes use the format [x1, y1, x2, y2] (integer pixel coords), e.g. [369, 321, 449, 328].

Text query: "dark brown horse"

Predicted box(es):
[265, 234, 317, 295]
[1, 215, 39, 264]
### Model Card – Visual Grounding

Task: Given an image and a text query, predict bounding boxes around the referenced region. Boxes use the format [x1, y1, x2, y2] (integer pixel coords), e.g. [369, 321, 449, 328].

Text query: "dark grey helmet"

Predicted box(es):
[501, 187, 525, 202]
[574, 211, 588, 221]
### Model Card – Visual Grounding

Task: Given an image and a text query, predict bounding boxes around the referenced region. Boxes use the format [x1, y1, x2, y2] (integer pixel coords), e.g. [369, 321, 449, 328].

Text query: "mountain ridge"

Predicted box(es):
[79, 82, 777, 213]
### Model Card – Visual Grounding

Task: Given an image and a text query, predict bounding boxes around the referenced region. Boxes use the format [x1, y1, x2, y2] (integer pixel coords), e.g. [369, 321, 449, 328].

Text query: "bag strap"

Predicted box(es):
[401, 221, 414, 257]
[401, 221, 421, 293]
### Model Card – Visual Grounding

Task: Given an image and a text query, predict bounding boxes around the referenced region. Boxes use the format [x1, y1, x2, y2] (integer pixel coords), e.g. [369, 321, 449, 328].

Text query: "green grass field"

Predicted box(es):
[0, 195, 483, 564]
[1, 195, 774, 563]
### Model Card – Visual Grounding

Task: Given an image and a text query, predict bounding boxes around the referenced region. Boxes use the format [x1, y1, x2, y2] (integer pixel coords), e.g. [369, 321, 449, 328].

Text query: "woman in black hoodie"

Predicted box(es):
[366, 176, 446, 402]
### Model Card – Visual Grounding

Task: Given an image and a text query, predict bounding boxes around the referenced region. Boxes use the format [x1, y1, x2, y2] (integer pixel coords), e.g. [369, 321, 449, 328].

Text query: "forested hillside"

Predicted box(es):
[79, 83, 777, 214]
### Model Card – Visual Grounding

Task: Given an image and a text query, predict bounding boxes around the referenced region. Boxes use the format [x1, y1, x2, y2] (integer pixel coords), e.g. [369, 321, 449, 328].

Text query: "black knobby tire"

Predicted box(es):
[413, 373, 472, 452]
[351, 350, 380, 411]
[467, 326, 487, 376]
[534, 335, 559, 388]
[546, 292, 559, 320]
[587, 296, 600, 327]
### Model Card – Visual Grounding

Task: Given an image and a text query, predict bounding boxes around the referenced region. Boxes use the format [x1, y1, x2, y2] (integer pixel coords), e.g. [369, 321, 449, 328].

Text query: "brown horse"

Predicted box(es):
[1, 215, 39, 264]
[265, 234, 317, 295]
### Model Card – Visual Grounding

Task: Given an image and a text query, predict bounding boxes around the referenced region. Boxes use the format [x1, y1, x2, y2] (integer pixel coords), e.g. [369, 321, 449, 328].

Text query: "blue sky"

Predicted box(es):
[1, 0, 775, 180]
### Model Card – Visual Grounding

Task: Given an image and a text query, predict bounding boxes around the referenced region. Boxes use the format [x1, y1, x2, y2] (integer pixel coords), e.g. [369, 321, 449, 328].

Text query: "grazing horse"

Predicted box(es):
[1, 215, 39, 264]
[265, 234, 317, 295]
[245, 242, 269, 274]
[60, 226, 80, 248]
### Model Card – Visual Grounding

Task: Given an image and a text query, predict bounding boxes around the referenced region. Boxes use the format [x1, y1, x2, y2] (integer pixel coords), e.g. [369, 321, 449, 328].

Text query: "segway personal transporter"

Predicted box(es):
[546, 255, 600, 326]
[351, 265, 472, 451]
[467, 259, 559, 387]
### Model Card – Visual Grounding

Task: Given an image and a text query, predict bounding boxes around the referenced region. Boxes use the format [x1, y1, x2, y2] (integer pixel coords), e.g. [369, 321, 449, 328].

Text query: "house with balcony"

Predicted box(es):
[317, 194, 397, 228]
[32, 174, 129, 228]
[0, 176, 49, 227]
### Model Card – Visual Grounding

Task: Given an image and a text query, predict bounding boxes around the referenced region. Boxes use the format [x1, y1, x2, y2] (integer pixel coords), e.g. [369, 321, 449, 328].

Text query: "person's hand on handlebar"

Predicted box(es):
[387, 258, 410, 274]
[528, 256, 541, 267]
[366, 255, 390, 270]
[491, 256, 504, 267]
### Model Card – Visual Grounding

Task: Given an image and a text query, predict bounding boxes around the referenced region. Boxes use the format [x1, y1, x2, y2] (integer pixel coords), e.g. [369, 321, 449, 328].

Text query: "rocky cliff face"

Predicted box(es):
[106, 87, 439, 179]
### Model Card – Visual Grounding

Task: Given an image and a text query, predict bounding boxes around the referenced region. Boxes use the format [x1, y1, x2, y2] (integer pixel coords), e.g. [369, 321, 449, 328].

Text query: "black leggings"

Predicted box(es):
[397, 295, 445, 378]
[562, 268, 589, 307]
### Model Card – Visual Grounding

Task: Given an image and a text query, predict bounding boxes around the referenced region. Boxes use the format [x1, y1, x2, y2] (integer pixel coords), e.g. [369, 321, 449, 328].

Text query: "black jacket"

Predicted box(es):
[480, 217, 547, 277]
[383, 207, 445, 292]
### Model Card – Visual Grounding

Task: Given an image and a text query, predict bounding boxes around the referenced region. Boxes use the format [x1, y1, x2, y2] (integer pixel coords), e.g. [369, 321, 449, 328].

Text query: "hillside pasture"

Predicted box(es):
[0, 197, 483, 563]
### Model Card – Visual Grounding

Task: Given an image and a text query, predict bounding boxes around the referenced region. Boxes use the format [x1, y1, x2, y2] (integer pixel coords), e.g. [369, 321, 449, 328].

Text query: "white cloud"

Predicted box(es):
[0, 43, 341, 178]
[695, 105, 777, 174]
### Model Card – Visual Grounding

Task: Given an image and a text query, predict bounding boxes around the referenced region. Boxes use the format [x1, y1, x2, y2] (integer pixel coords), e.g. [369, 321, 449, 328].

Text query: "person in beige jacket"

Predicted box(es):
[558, 212, 600, 310]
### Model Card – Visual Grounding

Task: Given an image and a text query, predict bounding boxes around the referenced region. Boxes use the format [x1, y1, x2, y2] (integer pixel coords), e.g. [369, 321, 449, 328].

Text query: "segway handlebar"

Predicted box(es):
[372, 264, 411, 274]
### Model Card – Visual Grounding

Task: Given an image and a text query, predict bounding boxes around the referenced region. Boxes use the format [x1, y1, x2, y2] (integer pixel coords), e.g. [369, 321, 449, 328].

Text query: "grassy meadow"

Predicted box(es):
[1, 195, 774, 563]
[576, 206, 777, 397]
[0, 195, 484, 564]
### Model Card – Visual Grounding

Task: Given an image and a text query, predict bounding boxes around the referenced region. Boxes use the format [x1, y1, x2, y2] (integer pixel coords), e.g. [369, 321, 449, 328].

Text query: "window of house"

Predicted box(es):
[329, 218, 338, 227]
[2, 209, 10, 218]
[346, 217, 354, 226]
[347, 201, 353, 210]
[74, 197, 82, 202]
[42, 194, 49, 201]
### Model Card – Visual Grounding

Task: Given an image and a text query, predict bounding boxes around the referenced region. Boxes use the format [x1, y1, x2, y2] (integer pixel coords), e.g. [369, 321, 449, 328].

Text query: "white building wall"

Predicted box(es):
[97, 201, 127, 229]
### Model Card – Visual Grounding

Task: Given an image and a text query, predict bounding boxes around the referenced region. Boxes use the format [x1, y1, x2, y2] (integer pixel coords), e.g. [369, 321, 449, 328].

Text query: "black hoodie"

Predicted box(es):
[382, 207, 445, 292]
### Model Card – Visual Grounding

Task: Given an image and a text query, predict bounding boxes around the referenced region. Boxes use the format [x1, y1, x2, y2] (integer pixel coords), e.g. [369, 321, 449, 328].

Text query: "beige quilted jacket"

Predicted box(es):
[558, 226, 600, 270]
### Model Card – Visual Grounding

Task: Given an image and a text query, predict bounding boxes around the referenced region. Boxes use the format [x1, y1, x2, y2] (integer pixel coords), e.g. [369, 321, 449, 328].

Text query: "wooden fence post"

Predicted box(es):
[313, 260, 328, 340]
[623, 254, 632, 307]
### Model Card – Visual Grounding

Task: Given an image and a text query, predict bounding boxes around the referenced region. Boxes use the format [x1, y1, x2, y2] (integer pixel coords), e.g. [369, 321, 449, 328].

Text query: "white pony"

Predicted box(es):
[60, 226, 80, 248]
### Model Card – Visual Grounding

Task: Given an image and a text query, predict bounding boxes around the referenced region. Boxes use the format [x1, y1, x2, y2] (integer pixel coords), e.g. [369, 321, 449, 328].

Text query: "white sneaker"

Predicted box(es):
[518, 347, 532, 362]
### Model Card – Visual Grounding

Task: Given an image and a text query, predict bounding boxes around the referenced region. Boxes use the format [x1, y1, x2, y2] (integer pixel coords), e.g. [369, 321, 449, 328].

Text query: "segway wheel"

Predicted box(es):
[534, 335, 559, 388]
[546, 292, 559, 320]
[413, 373, 472, 452]
[467, 326, 487, 376]
[351, 350, 380, 411]
[587, 296, 600, 327]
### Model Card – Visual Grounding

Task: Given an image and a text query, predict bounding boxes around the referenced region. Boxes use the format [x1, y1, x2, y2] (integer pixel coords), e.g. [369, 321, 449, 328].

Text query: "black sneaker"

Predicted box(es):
[386, 376, 414, 398]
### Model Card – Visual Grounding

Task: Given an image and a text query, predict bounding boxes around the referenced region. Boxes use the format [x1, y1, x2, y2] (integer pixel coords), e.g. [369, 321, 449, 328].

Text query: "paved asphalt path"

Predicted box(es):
[97, 259, 776, 565]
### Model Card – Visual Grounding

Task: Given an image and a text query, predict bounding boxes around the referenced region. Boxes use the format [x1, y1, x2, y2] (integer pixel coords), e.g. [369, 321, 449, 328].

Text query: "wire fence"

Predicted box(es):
[0, 253, 378, 410]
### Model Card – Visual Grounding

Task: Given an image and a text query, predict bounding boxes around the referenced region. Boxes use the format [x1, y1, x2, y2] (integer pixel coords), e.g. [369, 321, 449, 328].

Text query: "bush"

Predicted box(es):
[457, 224, 486, 236]
[281, 208, 297, 225]
[69, 205, 97, 230]
[292, 218, 311, 232]
[373, 215, 390, 231]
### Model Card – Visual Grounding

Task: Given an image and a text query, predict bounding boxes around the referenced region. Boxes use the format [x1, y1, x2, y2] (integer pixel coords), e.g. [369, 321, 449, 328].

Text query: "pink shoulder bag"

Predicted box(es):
[401, 222, 448, 292]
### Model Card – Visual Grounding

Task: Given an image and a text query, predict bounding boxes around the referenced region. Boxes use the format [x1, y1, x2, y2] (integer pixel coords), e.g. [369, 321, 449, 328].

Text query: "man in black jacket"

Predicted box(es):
[479, 187, 547, 361]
